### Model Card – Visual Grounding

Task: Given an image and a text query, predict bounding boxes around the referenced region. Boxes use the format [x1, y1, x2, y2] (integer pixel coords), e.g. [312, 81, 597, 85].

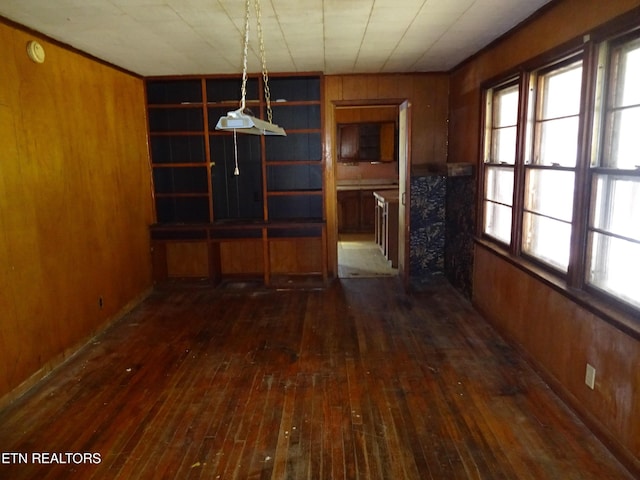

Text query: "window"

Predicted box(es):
[483, 83, 519, 244]
[523, 60, 583, 271]
[479, 23, 640, 316]
[587, 36, 640, 309]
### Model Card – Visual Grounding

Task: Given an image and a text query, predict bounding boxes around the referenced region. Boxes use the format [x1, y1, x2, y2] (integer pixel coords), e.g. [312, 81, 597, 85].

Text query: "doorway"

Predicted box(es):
[333, 101, 409, 280]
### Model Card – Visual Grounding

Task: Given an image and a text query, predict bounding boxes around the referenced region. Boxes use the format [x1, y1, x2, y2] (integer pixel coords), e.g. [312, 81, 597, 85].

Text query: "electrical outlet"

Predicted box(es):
[585, 363, 596, 390]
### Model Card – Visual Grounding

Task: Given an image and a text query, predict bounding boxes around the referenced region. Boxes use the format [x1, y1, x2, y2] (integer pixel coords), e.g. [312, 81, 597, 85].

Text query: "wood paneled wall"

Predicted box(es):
[324, 74, 449, 276]
[335, 105, 398, 123]
[0, 20, 154, 404]
[448, 0, 640, 474]
[473, 246, 640, 474]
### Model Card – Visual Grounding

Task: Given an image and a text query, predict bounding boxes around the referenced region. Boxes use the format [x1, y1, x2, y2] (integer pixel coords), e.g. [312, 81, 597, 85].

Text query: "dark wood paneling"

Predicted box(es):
[165, 241, 209, 278]
[269, 237, 323, 274]
[219, 239, 264, 275]
[473, 245, 640, 475]
[0, 20, 153, 404]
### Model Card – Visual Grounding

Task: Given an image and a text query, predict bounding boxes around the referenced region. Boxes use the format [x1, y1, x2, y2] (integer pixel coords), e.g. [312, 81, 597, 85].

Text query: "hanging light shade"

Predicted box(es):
[216, 108, 286, 136]
[216, 0, 286, 137]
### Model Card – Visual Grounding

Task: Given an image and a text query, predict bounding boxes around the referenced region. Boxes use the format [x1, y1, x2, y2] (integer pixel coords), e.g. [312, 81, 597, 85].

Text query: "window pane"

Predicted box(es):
[614, 40, 640, 107]
[489, 84, 519, 164]
[492, 126, 517, 164]
[587, 37, 640, 311]
[484, 82, 518, 245]
[592, 174, 640, 241]
[484, 202, 512, 244]
[587, 232, 640, 309]
[603, 39, 640, 169]
[609, 106, 640, 169]
[525, 169, 575, 222]
[494, 85, 519, 127]
[541, 63, 582, 118]
[485, 165, 514, 205]
[522, 212, 571, 271]
[537, 116, 579, 166]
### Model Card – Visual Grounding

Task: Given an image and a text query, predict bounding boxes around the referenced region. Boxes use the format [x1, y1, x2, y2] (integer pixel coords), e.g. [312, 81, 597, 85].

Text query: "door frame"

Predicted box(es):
[397, 100, 412, 290]
[328, 99, 411, 284]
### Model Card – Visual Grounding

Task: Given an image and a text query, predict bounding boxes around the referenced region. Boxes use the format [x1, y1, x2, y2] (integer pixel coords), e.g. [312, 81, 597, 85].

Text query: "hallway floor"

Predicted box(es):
[338, 233, 398, 279]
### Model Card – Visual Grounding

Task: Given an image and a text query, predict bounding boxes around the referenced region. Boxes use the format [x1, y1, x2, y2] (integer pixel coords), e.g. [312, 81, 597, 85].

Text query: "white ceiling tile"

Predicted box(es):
[0, 0, 553, 75]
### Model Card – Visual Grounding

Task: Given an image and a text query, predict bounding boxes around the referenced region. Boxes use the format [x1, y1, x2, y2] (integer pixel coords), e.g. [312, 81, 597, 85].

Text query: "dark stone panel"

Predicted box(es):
[410, 175, 446, 281]
[445, 174, 476, 299]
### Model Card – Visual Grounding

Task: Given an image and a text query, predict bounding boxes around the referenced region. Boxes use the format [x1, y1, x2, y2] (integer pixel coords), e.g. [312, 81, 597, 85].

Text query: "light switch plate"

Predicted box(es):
[585, 363, 596, 390]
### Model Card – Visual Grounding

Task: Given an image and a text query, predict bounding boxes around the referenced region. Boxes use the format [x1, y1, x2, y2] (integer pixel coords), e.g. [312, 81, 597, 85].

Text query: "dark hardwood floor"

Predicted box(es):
[0, 278, 632, 479]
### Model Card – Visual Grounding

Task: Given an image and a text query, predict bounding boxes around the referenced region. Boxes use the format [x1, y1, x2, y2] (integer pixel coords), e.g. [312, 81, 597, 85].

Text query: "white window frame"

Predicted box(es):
[586, 33, 640, 310]
[521, 58, 584, 272]
[482, 81, 520, 245]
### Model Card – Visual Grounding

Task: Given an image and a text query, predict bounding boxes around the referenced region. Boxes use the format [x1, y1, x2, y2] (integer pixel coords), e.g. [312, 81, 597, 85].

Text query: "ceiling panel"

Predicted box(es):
[0, 0, 553, 76]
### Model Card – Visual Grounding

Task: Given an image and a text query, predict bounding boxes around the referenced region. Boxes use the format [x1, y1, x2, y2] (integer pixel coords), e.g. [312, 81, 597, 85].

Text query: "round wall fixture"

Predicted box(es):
[26, 40, 45, 64]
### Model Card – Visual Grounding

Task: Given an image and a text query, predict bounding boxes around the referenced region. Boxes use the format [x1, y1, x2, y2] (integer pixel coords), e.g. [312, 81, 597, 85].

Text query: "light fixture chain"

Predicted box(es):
[254, 0, 273, 124]
[215, 0, 284, 136]
[240, 0, 251, 111]
[233, 128, 240, 175]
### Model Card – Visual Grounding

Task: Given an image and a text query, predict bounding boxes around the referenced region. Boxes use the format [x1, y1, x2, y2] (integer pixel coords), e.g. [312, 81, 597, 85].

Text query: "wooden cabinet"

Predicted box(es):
[337, 189, 376, 233]
[361, 192, 376, 231]
[338, 125, 359, 160]
[337, 122, 396, 162]
[337, 191, 360, 232]
[146, 75, 326, 285]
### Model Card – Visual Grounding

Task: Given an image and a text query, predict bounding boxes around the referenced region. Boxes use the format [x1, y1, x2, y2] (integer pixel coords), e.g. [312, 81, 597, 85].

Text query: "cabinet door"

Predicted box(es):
[338, 125, 359, 161]
[360, 191, 376, 232]
[337, 191, 360, 232]
[379, 122, 396, 162]
[357, 124, 380, 160]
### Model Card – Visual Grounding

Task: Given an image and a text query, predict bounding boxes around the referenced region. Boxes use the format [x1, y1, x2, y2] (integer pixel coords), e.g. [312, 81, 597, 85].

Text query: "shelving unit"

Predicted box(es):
[146, 74, 326, 286]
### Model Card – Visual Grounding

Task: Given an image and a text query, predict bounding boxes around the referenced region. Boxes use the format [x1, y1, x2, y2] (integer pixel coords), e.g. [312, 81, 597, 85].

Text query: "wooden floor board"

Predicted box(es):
[0, 278, 634, 479]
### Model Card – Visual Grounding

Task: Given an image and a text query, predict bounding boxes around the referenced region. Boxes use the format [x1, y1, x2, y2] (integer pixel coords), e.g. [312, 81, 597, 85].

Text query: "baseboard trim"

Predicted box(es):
[0, 287, 153, 411]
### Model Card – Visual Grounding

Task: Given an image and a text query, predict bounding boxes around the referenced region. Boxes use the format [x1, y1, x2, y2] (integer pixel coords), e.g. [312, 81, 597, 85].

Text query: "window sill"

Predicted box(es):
[475, 237, 640, 341]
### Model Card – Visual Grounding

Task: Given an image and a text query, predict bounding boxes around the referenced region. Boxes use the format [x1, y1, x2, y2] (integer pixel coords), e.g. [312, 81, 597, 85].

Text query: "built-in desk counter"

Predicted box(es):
[336, 180, 398, 192]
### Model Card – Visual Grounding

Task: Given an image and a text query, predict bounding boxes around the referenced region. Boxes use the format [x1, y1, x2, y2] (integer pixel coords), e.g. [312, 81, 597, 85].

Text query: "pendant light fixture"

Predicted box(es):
[215, 0, 286, 138]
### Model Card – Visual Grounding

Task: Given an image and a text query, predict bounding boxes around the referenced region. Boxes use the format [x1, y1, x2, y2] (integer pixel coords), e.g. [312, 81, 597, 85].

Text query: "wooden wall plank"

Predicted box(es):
[220, 239, 264, 275]
[0, 20, 153, 403]
[473, 245, 640, 473]
[269, 238, 323, 274]
[166, 242, 209, 278]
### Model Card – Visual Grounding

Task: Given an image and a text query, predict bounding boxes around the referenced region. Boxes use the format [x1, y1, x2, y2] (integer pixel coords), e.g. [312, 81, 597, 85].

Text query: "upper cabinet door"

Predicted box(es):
[338, 124, 359, 161]
[379, 122, 396, 162]
[337, 122, 396, 162]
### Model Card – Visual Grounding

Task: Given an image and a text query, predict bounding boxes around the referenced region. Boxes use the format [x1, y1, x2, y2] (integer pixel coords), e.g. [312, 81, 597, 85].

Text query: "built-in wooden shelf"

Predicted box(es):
[145, 74, 326, 286]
